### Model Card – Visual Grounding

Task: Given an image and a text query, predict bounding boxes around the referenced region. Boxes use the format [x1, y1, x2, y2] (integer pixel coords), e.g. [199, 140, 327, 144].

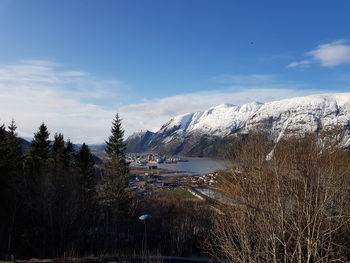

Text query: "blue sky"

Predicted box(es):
[0, 0, 350, 143]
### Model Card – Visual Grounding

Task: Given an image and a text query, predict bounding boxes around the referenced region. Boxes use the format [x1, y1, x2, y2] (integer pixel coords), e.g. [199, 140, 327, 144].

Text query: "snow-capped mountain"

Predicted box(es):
[126, 93, 350, 156]
[243, 93, 350, 144]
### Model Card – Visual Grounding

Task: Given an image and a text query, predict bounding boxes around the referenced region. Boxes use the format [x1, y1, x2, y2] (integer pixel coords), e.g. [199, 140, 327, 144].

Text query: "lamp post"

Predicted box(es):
[139, 214, 152, 253]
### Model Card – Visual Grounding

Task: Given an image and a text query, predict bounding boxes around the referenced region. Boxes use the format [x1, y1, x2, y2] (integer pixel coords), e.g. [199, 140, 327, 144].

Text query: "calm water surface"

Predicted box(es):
[158, 158, 231, 174]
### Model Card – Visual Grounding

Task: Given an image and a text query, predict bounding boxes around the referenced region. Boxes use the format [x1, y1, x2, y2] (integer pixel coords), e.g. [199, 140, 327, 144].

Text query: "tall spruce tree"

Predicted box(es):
[4, 119, 23, 177]
[30, 123, 51, 161]
[50, 132, 66, 178]
[24, 123, 53, 256]
[64, 139, 76, 169]
[105, 113, 129, 177]
[0, 120, 23, 189]
[26, 122, 51, 181]
[2, 120, 23, 259]
[101, 114, 132, 248]
[105, 114, 128, 171]
[103, 113, 130, 205]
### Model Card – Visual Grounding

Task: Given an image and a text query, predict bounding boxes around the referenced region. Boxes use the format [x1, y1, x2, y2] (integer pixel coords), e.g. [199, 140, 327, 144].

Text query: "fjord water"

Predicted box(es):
[158, 158, 230, 174]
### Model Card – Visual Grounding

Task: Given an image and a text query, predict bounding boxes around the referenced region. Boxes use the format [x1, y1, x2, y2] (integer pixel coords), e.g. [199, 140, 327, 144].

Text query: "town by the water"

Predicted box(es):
[126, 153, 220, 199]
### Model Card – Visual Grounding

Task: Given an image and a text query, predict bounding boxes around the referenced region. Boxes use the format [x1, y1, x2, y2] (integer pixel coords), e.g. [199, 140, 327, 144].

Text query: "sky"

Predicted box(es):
[1, 0, 350, 144]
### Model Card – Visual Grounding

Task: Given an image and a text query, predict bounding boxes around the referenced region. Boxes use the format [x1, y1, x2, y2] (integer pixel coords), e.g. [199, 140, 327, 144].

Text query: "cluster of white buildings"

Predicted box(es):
[189, 173, 218, 186]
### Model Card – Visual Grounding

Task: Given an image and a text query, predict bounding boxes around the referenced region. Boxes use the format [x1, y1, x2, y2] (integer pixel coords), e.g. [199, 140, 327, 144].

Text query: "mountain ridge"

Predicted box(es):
[125, 93, 350, 156]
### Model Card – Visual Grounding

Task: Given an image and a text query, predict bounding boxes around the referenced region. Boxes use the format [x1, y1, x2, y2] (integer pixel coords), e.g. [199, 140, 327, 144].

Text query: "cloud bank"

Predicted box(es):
[0, 61, 328, 144]
[288, 40, 350, 68]
[0, 60, 119, 144]
[120, 75, 326, 135]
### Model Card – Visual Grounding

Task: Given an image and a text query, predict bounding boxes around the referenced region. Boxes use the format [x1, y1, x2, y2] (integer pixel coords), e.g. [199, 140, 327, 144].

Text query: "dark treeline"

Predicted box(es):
[0, 116, 213, 260]
[0, 119, 106, 258]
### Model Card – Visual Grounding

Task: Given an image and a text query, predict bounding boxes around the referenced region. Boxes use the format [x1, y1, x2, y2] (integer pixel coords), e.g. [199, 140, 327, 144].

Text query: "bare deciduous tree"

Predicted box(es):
[211, 130, 350, 263]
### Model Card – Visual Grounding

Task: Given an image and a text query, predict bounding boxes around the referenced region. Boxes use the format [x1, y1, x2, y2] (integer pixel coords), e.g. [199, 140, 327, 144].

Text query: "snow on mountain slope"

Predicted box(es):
[157, 102, 263, 139]
[137, 102, 266, 154]
[186, 102, 263, 136]
[243, 93, 350, 142]
[126, 93, 350, 155]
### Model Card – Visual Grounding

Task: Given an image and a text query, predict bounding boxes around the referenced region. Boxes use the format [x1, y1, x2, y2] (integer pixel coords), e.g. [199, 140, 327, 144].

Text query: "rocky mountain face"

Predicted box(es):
[126, 93, 350, 156]
[125, 130, 156, 153]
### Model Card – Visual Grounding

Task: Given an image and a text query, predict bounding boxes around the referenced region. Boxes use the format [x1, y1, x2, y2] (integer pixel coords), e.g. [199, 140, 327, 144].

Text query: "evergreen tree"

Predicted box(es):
[0, 123, 6, 139]
[64, 139, 76, 169]
[52, 133, 65, 153]
[49, 133, 80, 255]
[105, 113, 128, 173]
[50, 133, 65, 175]
[0, 120, 24, 259]
[7, 119, 17, 137]
[103, 114, 131, 206]
[101, 114, 132, 248]
[26, 122, 51, 184]
[0, 119, 23, 186]
[76, 143, 96, 192]
[24, 123, 52, 256]
[4, 119, 23, 175]
[30, 123, 51, 161]
[104, 114, 128, 186]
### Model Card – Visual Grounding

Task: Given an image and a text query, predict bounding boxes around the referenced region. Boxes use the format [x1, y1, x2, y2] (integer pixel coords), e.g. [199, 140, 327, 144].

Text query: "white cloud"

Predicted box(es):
[119, 77, 327, 135]
[308, 40, 350, 67]
[0, 63, 330, 143]
[289, 40, 350, 68]
[287, 60, 312, 68]
[0, 60, 123, 144]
